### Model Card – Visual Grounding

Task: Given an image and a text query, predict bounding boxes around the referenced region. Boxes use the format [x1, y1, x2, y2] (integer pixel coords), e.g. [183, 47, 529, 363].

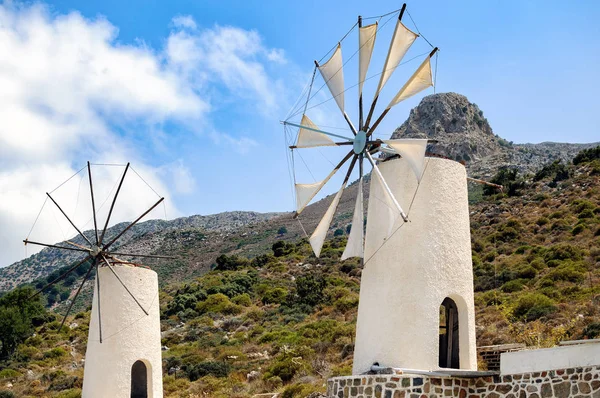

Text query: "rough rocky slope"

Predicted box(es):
[0, 211, 282, 291]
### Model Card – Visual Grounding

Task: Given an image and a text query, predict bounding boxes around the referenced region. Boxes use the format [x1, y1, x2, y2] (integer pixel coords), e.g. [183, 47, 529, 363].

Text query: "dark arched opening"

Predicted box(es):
[131, 360, 148, 398]
[439, 297, 459, 368]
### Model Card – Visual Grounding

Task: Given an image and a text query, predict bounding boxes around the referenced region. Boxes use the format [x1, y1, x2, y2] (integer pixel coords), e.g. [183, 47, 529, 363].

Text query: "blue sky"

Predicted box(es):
[0, 0, 598, 266]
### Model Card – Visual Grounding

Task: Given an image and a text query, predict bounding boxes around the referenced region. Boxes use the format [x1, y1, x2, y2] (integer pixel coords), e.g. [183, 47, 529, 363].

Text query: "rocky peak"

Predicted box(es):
[391, 92, 500, 163]
[390, 92, 598, 178]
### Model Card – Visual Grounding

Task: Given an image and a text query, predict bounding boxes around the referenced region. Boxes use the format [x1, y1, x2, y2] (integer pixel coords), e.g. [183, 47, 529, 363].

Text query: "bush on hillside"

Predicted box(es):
[272, 241, 295, 257]
[483, 167, 525, 197]
[512, 293, 556, 321]
[573, 146, 600, 165]
[213, 254, 249, 271]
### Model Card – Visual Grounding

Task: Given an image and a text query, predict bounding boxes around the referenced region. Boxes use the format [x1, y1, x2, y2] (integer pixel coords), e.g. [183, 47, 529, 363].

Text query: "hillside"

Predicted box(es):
[0, 93, 599, 397]
[0, 147, 598, 397]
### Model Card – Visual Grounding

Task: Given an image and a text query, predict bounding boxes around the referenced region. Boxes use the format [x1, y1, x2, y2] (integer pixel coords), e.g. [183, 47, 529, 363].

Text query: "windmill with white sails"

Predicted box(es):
[24, 162, 169, 398]
[283, 5, 478, 373]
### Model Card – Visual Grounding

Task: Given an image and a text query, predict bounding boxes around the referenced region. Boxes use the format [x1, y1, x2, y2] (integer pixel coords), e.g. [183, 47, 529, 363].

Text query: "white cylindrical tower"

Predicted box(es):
[82, 266, 163, 398]
[352, 157, 476, 373]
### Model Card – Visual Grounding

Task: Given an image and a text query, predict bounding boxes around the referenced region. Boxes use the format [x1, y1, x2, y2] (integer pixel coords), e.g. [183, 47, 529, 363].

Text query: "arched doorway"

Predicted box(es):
[439, 297, 459, 368]
[131, 360, 149, 398]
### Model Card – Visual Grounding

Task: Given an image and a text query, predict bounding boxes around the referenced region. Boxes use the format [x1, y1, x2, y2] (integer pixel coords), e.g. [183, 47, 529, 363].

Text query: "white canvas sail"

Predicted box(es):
[318, 44, 345, 112]
[310, 182, 347, 257]
[384, 139, 428, 181]
[387, 56, 433, 108]
[295, 181, 325, 213]
[375, 20, 418, 97]
[341, 177, 364, 260]
[295, 115, 336, 148]
[358, 23, 377, 97]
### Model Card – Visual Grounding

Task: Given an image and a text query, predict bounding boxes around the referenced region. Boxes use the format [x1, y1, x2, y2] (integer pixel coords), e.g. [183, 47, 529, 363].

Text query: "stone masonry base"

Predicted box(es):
[327, 366, 600, 398]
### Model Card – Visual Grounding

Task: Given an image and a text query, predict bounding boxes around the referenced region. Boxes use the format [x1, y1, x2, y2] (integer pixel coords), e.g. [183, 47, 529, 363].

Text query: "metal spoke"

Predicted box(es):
[59, 263, 95, 331]
[46, 192, 93, 247]
[343, 112, 358, 136]
[99, 163, 130, 245]
[29, 255, 92, 299]
[101, 255, 149, 316]
[281, 121, 354, 142]
[365, 151, 408, 222]
[23, 239, 89, 254]
[87, 161, 99, 245]
[102, 197, 164, 251]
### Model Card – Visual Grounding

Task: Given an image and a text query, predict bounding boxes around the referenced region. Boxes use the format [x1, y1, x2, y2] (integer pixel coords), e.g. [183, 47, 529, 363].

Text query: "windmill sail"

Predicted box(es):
[375, 20, 418, 97]
[384, 139, 428, 181]
[358, 23, 377, 97]
[387, 56, 433, 109]
[310, 182, 347, 257]
[341, 177, 364, 260]
[295, 181, 326, 213]
[295, 115, 336, 148]
[317, 44, 345, 112]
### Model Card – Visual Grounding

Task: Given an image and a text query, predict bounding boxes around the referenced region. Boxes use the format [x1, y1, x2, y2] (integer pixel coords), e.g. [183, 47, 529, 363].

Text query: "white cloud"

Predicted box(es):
[0, 4, 289, 267]
[166, 24, 287, 114]
[172, 15, 197, 31]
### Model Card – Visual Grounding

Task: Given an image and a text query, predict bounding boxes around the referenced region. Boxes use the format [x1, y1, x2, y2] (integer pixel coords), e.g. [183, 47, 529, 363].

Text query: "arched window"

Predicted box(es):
[439, 297, 459, 368]
[131, 360, 148, 398]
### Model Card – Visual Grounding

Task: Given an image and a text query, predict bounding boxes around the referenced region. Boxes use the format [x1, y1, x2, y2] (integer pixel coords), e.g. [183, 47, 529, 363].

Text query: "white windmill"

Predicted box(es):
[24, 162, 171, 398]
[283, 5, 478, 373]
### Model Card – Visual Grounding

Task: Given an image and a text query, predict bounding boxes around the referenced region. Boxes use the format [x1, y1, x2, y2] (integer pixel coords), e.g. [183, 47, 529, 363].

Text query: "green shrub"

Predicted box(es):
[516, 266, 537, 279]
[295, 274, 326, 307]
[196, 294, 242, 315]
[56, 389, 82, 398]
[501, 280, 524, 293]
[572, 224, 586, 235]
[272, 241, 295, 257]
[213, 255, 249, 271]
[261, 288, 288, 305]
[185, 361, 230, 381]
[543, 244, 583, 263]
[232, 293, 252, 306]
[545, 263, 585, 283]
[0, 369, 20, 379]
[512, 293, 556, 321]
[0, 391, 16, 398]
[264, 357, 302, 382]
[573, 145, 600, 165]
[44, 347, 67, 359]
[582, 323, 600, 339]
[536, 217, 549, 226]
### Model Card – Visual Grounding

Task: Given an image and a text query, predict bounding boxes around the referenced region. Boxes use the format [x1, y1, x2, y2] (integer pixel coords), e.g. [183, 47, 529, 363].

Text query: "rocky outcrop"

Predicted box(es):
[391, 92, 599, 178]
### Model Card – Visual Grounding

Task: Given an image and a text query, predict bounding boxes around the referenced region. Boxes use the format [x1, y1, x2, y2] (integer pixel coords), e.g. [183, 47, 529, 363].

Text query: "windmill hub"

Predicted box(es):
[91, 246, 102, 256]
[353, 130, 367, 154]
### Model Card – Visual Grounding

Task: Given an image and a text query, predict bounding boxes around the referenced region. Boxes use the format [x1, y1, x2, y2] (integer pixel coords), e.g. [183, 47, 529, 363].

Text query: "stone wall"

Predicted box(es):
[327, 366, 600, 398]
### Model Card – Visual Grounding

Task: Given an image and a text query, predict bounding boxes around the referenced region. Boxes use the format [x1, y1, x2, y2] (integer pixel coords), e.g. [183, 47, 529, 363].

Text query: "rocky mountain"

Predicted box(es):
[391, 92, 599, 178]
[0, 211, 282, 291]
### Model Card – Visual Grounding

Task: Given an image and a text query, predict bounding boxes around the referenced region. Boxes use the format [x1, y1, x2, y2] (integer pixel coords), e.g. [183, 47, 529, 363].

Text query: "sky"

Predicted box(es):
[0, 0, 599, 267]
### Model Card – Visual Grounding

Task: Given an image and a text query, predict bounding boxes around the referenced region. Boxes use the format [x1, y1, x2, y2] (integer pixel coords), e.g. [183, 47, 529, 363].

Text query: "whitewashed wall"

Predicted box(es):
[352, 157, 476, 373]
[82, 266, 163, 398]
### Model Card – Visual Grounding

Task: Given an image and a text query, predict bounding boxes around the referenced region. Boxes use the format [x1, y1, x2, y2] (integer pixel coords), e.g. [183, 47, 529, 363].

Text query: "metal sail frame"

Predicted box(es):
[24, 162, 174, 343]
[282, 3, 439, 260]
